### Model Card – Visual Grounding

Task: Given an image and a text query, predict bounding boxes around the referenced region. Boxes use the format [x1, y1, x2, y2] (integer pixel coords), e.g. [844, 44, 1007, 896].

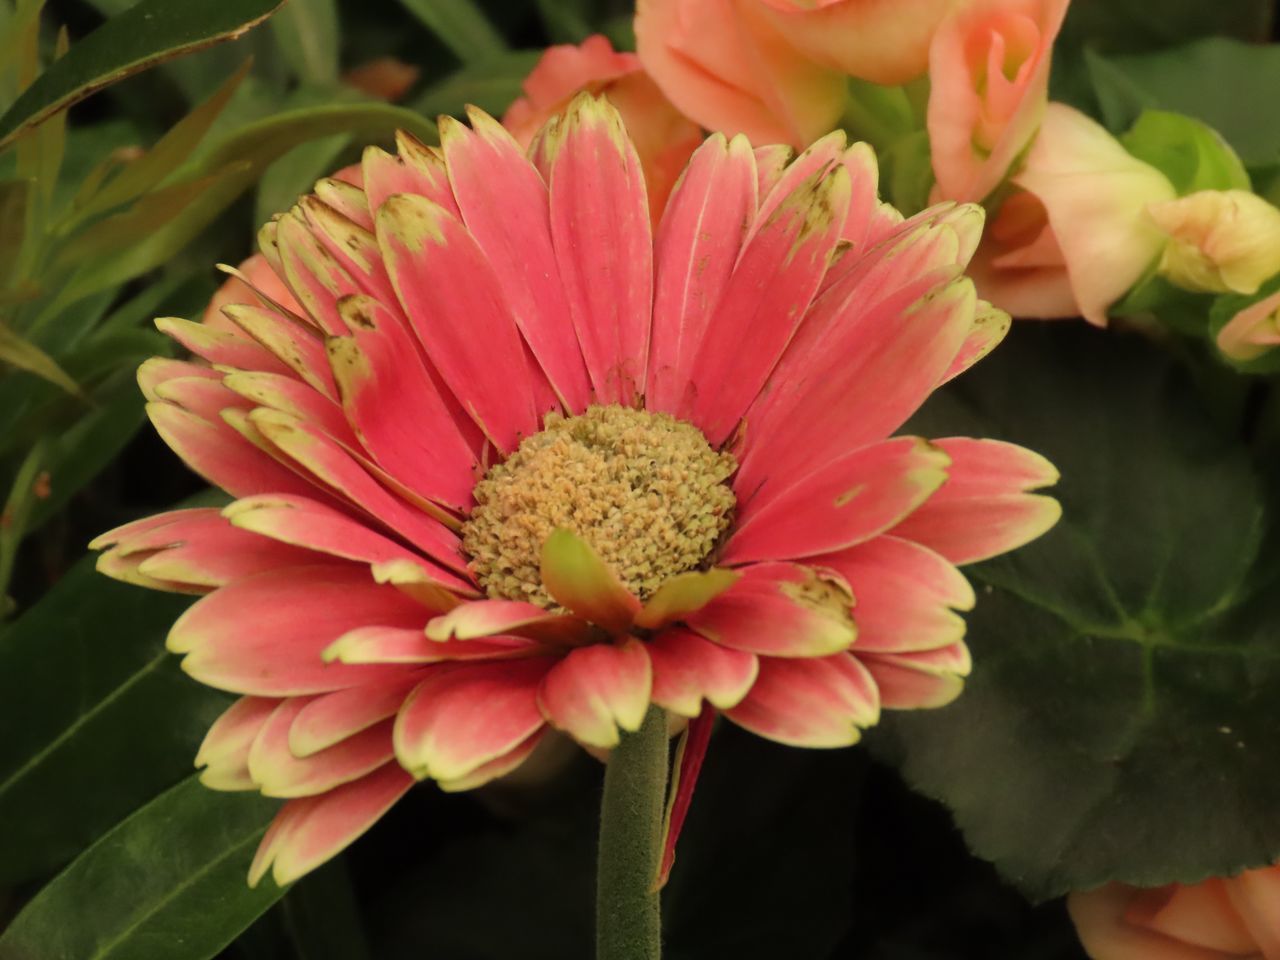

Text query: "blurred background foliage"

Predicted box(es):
[0, 2, 1276, 959]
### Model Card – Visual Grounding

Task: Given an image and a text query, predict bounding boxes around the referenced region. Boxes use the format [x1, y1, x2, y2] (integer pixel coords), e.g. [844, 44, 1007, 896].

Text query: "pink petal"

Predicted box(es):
[657, 706, 714, 888]
[683, 164, 851, 446]
[394, 658, 552, 781]
[169, 565, 427, 695]
[274, 210, 361, 336]
[817, 535, 974, 654]
[426, 599, 593, 646]
[736, 273, 977, 498]
[314, 176, 374, 232]
[376, 193, 542, 452]
[297, 195, 399, 307]
[726, 437, 950, 564]
[222, 494, 454, 579]
[247, 407, 469, 577]
[548, 94, 654, 405]
[146, 402, 321, 500]
[195, 696, 280, 791]
[325, 625, 531, 664]
[725, 653, 880, 747]
[435, 727, 548, 793]
[221, 302, 337, 399]
[137, 357, 220, 400]
[363, 140, 460, 219]
[442, 109, 592, 412]
[647, 627, 758, 717]
[326, 294, 478, 511]
[939, 299, 1011, 385]
[891, 437, 1061, 565]
[536, 638, 652, 749]
[754, 144, 793, 200]
[646, 133, 757, 413]
[289, 680, 420, 757]
[155, 316, 293, 377]
[249, 762, 414, 887]
[221, 370, 359, 450]
[248, 699, 395, 798]
[685, 562, 856, 658]
[151, 375, 252, 423]
[860, 650, 967, 709]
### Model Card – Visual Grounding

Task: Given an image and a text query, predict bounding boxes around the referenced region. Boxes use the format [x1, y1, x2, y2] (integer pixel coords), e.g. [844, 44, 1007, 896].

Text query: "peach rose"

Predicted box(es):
[1068, 868, 1280, 959]
[634, 0, 849, 147]
[1218, 289, 1280, 363]
[751, 0, 962, 85]
[927, 0, 1069, 203]
[503, 34, 703, 222]
[971, 103, 1176, 325]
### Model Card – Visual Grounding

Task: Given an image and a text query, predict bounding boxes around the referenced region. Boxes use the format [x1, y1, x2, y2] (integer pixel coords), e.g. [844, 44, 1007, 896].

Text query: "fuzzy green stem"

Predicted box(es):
[596, 705, 668, 960]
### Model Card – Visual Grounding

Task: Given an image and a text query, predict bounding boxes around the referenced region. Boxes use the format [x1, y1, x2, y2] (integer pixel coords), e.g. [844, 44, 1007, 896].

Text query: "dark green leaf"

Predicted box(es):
[1120, 110, 1250, 195]
[0, 177, 32, 281]
[74, 59, 252, 222]
[534, 0, 593, 43]
[410, 52, 540, 122]
[0, 0, 284, 149]
[1057, 0, 1273, 56]
[1086, 38, 1280, 166]
[0, 323, 80, 394]
[0, 777, 282, 960]
[0, 552, 227, 883]
[875, 323, 1278, 900]
[270, 0, 339, 85]
[393, 0, 506, 64]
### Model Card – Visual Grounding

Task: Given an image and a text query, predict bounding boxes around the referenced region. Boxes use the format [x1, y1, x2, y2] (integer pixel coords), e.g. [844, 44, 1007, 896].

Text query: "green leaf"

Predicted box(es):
[0, 322, 80, 394]
[410, 51, 540, 121]
[1120, 110, 1250, 195]
[875, 323, 1278, 900]
[1086, 38, 1280, 166]
[0, 776, 282, 960]
[0, 0, 284, 150]
[254, 133, 348, 226]
[534, 0, 593, 43]
[0, 176, 32, 281]
[0, 552, 227, 883]
[270, 0, 339, 85]
[1056, 0, 1273, 56]
[73, 59, 251, 223]
[393, 0, 506, 64]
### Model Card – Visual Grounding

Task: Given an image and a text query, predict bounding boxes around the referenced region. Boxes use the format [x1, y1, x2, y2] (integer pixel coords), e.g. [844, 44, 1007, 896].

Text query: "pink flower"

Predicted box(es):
[93, 96, 1059, 886]
[502, 34, 702, 224]
[1068, 868, 1280, 959]
[634, 0, 849, 147]
[972, 103, 1176, 324]
[927, 0, 1069, 203]
[1217, 289, 1280, 363]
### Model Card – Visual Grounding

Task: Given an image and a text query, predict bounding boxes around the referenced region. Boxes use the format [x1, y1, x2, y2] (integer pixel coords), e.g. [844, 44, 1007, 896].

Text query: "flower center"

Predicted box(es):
[462, 404, 738, 607]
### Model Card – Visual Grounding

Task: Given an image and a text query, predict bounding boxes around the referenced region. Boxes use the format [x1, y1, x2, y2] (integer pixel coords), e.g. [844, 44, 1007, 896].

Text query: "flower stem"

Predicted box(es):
[596, 705, 668, 960]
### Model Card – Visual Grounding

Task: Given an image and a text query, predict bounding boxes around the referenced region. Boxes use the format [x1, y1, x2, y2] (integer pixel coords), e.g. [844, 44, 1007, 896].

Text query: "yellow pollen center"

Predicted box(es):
[462, 404, 738, 607]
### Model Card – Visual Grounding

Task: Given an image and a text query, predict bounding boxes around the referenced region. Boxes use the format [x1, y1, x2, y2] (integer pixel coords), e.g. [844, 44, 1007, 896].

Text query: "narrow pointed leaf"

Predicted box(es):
[0, 776, 282, 960]
[393, 0, 506, 63]
[0, 0, 284, 149]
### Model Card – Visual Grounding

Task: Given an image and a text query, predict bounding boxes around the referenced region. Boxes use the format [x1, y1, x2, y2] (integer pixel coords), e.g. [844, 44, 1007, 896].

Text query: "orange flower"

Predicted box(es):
[634, 0, 849, 147]
[1218, 289, 1280, 363]
[971, 104, 1176, 324]
[1069, 868, 1280, 959]
[503, 34, 702, 222]
[927, 0, 1069, 203]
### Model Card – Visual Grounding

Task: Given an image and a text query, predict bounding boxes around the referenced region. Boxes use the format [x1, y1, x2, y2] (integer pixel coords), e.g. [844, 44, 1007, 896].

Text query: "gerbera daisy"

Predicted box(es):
[92, 94, 1059, 891]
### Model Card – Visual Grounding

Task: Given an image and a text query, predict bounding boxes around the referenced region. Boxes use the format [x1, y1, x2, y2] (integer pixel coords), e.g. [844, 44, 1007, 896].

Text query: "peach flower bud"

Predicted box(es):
[981, 103, 1175, 325]
[503, 34, 703, 222]
[752, 0, 962, 85]
[1068, 867, 1280, 959]
[927, 0, 1069, 203]
[1147, 190, 1280, 295]
[1217, 288, 1280, 363]
[634, 0, 848, 148]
